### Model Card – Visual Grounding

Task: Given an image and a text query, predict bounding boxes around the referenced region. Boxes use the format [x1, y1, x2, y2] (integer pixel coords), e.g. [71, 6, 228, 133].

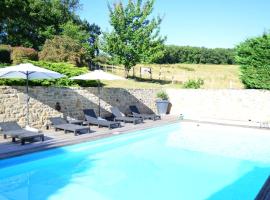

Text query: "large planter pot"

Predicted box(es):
[156, 100, 170, 115]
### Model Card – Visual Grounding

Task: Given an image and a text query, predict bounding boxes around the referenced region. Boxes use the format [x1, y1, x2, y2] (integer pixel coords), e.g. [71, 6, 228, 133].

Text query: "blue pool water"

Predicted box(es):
[0, 123, 269, 200]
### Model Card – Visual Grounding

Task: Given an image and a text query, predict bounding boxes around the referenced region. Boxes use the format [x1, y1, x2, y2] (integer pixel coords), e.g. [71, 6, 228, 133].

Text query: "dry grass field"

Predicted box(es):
[100, 64, 244, 89]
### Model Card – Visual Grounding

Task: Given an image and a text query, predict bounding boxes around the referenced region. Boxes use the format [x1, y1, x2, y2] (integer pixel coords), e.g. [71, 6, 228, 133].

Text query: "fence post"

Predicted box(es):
[171, 65, 174, 84]
[159, 66, 161, 80]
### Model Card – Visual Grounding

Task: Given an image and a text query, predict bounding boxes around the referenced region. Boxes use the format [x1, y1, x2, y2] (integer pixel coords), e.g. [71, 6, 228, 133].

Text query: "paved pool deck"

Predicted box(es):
[1, 116, 269, 160]
[0, 115, 179, 159]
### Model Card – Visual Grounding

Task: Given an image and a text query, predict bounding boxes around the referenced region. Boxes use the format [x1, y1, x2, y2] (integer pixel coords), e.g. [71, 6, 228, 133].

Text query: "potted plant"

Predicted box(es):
[156, 90, 170, 115]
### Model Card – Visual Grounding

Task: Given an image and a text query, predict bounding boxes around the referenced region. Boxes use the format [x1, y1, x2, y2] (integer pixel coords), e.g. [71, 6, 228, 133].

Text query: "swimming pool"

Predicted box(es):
[0, 122, 269, 200]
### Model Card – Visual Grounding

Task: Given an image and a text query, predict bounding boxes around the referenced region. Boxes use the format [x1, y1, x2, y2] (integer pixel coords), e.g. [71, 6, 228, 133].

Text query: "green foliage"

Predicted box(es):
[156, 91, 169, 100]
[39, 36, 86, 66]
[155, 45, 235, 65]
[103, 0, 165, 77]
[61, 21, 89, 43]
[235, 33, 270, 89]
[0, 0, 80, 49]
[11, 47, 38, 64]
[0, 0, 101, 57]
[183, 79, 204, 89]
[31, 61, 88, 77]
[0, 63, 11, 68]
[62, 21, 101, 60]
[0, 45, 12, 63]
[0, 61, 98, 87]
[92, 54, 110, 65]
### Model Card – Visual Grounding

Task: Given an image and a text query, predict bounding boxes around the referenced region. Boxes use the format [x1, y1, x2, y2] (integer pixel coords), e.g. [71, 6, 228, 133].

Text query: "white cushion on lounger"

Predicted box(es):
[25, 126, 40, 133]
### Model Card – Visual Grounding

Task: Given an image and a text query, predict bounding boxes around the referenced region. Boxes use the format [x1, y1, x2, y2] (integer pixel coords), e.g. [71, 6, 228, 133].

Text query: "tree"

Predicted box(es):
[0, 0, 102, 63]
[235, 33, 270, 89]
[39, 36, 86, 66]
[61, 21, 101, 60]
[154, 45, 235, 64]
[0, 0, 81, 49]
[103, 0, 165, 77]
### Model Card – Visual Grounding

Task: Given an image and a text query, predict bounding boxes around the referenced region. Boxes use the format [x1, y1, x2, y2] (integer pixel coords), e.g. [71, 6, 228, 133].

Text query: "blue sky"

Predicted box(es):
[78, 0, 270, 48]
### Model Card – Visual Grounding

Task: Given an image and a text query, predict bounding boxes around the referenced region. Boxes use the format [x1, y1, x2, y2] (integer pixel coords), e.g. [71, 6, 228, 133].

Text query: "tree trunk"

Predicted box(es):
[124, 68, 129, 78]
[132, 67, 135, 78]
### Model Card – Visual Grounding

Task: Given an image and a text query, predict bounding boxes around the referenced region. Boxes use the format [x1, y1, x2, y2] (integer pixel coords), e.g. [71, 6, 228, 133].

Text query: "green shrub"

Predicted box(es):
[235, 33, 270, 89]
[183, 79, 204, 89]
[156, 91, 169, 100]
[0, 61, 98, 87]
[39, 36, 87, 66]
[0, 63, 11, 68]
[0, 45, 12, 64]
[11, 47, 38, 64]
[92, 54, 110, 65]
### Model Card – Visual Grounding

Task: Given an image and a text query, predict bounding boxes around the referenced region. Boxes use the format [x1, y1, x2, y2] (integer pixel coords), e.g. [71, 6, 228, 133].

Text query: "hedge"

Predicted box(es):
[39, 36, 86, 66]
[11, 47, 38, 64]
[0, 61, 98, 87]
[0, 45, 12, 64]
[236, 33, 270, 89]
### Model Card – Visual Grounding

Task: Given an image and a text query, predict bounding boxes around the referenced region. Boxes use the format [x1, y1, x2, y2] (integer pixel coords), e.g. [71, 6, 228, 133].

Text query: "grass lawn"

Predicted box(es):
[101, 64, 244, 89]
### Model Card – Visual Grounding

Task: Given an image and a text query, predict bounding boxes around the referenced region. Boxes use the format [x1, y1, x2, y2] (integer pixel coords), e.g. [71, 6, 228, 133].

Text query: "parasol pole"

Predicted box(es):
[98, 79, 101, 117]
[26, 72, 30, 126]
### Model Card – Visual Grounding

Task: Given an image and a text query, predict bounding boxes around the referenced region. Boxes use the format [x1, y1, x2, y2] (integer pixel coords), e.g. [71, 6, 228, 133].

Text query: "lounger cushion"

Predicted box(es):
[84, 109, 120, 128]
[111, 107, 143, 124]
[129, 105, 161, 120]
[49, 117, 68, 125]
[54, 124, 90, 133]
[0, 122, 22, 132]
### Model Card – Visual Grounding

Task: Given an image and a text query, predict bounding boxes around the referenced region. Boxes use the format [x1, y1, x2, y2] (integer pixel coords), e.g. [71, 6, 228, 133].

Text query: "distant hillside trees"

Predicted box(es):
[155, 45, 235, 65]
[236, 33, 270, 89]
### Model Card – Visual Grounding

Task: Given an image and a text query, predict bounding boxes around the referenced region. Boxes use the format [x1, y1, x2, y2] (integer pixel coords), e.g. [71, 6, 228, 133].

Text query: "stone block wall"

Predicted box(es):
[0, 86, 158, 128]
[167, 89, 270, 121]
[1, 86, 270, 128]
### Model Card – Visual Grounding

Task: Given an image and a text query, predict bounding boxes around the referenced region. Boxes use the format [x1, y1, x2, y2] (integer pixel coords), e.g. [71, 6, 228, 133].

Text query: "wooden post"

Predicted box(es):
[159, 65, 161, 80]
[171, 65, 174, 84]
[140, 67, 142, 78]
[133, 67, 135, 78]
[150, 68, 152, 80]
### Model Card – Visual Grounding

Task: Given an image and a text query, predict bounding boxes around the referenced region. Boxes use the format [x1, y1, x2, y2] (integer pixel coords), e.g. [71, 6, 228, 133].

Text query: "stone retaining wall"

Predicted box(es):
[167, 89, 270, 121]
[0, 86, 269, 128]
[0, 86, 158, 128]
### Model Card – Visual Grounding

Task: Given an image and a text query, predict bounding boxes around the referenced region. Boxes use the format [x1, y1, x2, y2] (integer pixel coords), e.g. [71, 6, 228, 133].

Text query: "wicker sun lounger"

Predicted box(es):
[129, 105, 161, 121]
[110, 107, 143, 124]
[0, 121, 44, 145]
[83, 109, 121, 129]
[49, 117, 90, 136]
